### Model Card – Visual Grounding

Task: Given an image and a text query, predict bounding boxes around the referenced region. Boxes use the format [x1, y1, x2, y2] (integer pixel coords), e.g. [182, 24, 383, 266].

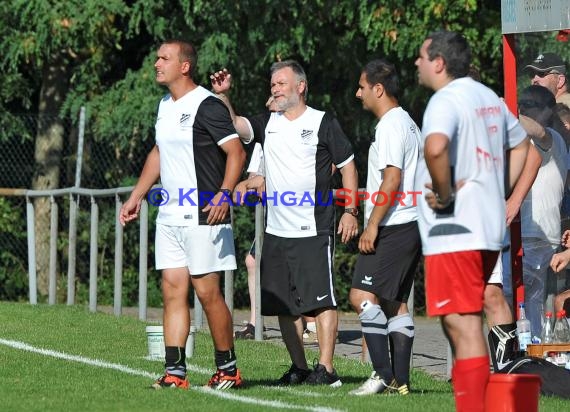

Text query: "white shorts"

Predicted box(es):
[487, 250, 503, 285]
[155, 223, 236, 275]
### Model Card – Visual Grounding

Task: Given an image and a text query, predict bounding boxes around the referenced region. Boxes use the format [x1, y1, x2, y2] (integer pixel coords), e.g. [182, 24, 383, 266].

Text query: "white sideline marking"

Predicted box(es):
[263, 386, 325, 397]
[0, 338, 157, 379]
[0, 338, 343, 412]
[195, 386, 339, 411]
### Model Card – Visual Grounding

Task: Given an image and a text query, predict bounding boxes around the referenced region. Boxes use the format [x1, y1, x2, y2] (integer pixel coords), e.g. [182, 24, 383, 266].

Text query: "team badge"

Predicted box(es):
[180, 113, 192, 128]
[301, 129, 314, 144]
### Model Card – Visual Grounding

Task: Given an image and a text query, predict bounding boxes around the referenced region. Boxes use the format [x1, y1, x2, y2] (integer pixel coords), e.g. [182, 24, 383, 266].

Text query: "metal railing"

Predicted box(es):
[13, 187, 416, 323]
[2, 186, 236, 325]
[9, 186, 428, 370]
[19, 186, 145, 316]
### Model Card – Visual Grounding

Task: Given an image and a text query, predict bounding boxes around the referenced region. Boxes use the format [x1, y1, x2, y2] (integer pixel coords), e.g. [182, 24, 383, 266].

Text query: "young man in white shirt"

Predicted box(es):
[348, 59, 421, 396]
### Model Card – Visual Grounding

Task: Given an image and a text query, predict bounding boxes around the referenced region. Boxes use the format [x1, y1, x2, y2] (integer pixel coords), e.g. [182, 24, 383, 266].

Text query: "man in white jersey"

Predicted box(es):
[213, 61, 359, 387]
[415, 31, 529, 411]
[119, 39, 246, 390]
[347, 59, 421, 396]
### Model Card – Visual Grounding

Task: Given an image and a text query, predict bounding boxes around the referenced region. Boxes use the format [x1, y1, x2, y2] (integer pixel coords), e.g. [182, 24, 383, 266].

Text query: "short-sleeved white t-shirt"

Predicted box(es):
[521, 128, 567, 243]
[247, 143, 265, 176]
[415, 77, 527, 255]
[248, 107, 354, 238]
[365, 107, 421, 226]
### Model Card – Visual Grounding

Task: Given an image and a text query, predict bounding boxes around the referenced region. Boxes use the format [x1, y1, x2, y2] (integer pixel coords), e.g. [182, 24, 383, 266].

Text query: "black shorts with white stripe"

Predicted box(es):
[261, 233, 336, 316]
[352, 221, 421, 302]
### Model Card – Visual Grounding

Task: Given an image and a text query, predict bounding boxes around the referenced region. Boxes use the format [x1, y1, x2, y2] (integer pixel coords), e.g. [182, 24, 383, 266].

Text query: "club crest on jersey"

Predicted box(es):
[180, 113, 192, 128]
[300, 129, 314, 144]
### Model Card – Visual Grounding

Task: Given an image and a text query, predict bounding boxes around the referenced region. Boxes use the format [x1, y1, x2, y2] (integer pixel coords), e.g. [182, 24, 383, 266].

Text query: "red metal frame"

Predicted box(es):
[502, 34, 525, 319]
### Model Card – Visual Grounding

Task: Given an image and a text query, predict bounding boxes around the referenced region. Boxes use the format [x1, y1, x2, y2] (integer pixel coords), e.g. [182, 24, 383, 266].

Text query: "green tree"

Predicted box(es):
[0, 0, 129, 296]
[1, 0, 517, 307]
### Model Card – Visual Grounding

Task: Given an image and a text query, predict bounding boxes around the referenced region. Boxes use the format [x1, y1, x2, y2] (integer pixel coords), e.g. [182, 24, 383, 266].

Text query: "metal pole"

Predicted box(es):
[407, 281, 414, 318]
[407, 280, 415, 369]
[89, 196, 99, 312]
[447, 342, 453, 379]
[225, 268, 234, 315]
[67, 194, 78, 305]
[114, 196, 123, 316]
[49, 196, 58, 305]
[26, 198, 37, 305]
[138, 200, 148, 321]
[224, 207, 235, 315]
[75, 106, 86, 188]
[254, 202, 264, 341]
[194, 292, 203, 329]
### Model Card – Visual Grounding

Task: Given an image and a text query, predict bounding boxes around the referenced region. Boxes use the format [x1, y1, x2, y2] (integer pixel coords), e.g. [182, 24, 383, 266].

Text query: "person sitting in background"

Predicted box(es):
[525, 53, 570, 108]
[556, 103, 570, 131]
[468, 64, 541, 371]
[502, 85, 567, 339]
[550, 229, 570, 315]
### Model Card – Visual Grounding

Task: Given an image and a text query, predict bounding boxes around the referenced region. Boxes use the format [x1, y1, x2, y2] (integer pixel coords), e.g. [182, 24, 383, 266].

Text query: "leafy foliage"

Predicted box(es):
[0, 197, 28, 300]
[2, 1, 565, 308]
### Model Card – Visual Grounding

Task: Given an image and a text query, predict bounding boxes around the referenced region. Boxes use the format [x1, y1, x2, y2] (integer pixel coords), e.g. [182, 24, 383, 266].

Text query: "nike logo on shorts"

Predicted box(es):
[435, 299, 451, 309]
[316, 295, 328, 301]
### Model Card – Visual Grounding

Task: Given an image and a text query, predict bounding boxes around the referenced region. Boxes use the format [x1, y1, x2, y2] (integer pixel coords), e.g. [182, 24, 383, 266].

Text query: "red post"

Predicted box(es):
[502, 34, 518, 113]
[503, 33, 524, 318]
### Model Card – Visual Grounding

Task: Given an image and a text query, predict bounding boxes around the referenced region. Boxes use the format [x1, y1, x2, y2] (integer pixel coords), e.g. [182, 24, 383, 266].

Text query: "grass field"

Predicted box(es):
[0, 302, 568, 411]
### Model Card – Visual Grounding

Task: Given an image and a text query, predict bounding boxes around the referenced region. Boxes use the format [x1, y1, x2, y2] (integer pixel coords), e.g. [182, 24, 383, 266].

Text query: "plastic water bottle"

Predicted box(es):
[516, 303, 532, 352]
[553, 310, 570, 343]
[541, 311, 554, 344]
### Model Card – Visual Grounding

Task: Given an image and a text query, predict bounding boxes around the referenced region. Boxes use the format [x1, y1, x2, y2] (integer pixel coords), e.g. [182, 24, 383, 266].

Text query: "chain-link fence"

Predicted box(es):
[0, 110, 153, 304]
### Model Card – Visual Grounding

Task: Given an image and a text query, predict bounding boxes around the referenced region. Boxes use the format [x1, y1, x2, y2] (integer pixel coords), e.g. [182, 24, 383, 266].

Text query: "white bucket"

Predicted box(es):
[145, 325, 197, 360]
[146, 325, 165, 360]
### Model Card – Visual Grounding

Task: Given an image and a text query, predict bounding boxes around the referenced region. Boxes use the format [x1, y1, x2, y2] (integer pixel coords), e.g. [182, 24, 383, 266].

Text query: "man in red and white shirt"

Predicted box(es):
[415, 31, 529, 411]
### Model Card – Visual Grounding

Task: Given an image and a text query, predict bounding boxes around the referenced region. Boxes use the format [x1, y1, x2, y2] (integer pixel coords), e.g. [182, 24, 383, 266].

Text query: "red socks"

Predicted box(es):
[451, 356, 489, 412]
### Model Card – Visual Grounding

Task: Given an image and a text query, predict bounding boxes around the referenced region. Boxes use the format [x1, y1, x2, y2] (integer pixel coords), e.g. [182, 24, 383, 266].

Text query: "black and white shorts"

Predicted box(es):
[351, 221, 421, 302]
[261, 233, 336, 316]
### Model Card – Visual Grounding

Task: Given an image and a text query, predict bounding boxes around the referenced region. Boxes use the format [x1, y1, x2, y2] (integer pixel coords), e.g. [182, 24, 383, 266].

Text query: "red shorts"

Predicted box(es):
[425, 250, 499, 316]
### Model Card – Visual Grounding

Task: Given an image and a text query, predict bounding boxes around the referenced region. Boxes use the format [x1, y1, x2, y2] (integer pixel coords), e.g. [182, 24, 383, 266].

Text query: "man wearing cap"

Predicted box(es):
[525, 53, 570, 108]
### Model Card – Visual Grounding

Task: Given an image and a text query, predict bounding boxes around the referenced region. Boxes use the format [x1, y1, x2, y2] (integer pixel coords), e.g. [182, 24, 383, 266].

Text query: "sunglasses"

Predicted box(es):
[529, 71, 559, 78]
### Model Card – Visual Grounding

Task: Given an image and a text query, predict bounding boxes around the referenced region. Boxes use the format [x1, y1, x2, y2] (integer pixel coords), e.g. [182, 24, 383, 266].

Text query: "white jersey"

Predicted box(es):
[415, 77, 527, 255]
[521, 128, 567, 243]
[247, 142, 265, 176]
[248, 107, 354, 238]
[366, 106, 421, 226]
[155, 86, 239, 227]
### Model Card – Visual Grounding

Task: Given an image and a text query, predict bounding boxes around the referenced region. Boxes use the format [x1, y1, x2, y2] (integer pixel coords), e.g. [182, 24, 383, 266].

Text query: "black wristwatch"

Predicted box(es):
[219, 188, 232, 197]
[344, 207, 359, 217]
[435, 191, 455, 208]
